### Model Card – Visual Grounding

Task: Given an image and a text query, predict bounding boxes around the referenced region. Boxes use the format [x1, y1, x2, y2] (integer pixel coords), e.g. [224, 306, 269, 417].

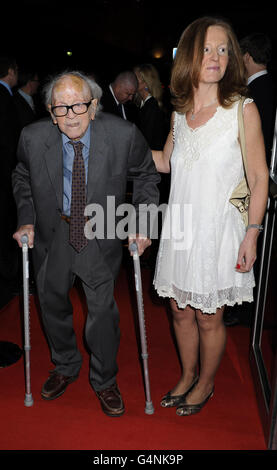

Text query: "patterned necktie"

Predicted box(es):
[69, 141, 88, 252]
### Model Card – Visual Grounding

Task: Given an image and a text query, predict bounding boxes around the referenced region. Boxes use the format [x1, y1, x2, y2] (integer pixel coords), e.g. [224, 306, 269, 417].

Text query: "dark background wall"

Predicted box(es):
[2, 0, 276, 88]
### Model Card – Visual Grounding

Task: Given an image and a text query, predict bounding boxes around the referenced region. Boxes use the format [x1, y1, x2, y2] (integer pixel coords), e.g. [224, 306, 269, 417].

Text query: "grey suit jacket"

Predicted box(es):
[12, 112, 160, 278]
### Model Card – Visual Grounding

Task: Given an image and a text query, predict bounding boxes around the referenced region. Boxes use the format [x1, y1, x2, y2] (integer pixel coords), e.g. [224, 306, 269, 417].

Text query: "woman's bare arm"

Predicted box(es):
[236, 101, 269, 272]
[152, 113, 174, 173]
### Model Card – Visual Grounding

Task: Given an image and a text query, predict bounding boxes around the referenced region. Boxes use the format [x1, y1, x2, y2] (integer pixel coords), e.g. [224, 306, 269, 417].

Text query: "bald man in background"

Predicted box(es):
[101, 70, 139, 123]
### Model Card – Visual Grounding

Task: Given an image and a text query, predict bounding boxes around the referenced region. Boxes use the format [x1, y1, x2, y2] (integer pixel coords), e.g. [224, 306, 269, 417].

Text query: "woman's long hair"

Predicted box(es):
[171, 16, 248, 113]
[134, 63, 164, 108]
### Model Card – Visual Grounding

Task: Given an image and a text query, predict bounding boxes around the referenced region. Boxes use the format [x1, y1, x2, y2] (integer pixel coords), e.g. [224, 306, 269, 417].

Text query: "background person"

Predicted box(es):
[133, 63, 170, 270]
[0, 56, 20, 292]
[134, 63, 168, 150]
[240, 33, 276, 167]
[13, 67, 40, 130]
[100, 70, 138, 122]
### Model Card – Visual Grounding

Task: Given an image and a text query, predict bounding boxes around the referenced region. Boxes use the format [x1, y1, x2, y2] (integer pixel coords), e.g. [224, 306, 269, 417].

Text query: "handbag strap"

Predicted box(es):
[238, 96, 248, 177]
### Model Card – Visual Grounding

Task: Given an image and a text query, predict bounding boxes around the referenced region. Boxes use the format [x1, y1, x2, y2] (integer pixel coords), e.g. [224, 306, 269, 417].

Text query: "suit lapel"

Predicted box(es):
[87, 118, 109, 202]
[42, 118, 109, 210]
[43, 125, 63, 211]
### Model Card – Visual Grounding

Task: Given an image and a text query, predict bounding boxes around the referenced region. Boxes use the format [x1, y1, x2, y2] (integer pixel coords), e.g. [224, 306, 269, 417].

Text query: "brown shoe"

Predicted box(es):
[41, 371, 78, 400]
[95, 383, 125, 417]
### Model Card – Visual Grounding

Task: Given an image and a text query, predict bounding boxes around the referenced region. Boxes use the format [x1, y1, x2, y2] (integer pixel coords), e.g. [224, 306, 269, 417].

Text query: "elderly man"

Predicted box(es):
[12, 71, 160, 417]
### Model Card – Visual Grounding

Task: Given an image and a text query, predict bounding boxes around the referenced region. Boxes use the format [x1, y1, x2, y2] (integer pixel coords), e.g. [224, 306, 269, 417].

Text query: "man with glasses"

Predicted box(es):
[12, 71, 160, 417]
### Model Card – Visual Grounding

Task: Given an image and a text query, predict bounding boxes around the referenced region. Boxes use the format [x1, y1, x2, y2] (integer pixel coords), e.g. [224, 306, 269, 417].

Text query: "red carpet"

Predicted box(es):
[0, 263, 267, 451]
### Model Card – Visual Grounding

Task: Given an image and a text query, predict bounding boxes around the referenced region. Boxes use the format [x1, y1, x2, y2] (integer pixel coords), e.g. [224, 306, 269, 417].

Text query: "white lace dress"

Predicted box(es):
[153, 99, 255, 314]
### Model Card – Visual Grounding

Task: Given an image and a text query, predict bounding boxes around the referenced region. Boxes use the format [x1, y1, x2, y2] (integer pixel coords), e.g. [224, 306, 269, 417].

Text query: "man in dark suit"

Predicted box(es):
[240, 33, 276, 166]
[13, 68, 40, 131]
[0, 56, 20, 286]
[224, 34, 276, 327]
[12, 71, 160, 417]
[101, 70, 138, 123]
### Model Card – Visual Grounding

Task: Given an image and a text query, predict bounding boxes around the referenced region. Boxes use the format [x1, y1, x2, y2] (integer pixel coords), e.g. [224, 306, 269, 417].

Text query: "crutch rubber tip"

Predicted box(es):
[145, 402, 154, 414]
[24, 394, 34, 407]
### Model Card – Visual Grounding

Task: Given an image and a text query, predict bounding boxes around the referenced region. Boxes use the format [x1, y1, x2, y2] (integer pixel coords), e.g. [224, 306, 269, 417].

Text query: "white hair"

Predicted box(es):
[43, 70, 103, 114]
[113, 70, 138, 88]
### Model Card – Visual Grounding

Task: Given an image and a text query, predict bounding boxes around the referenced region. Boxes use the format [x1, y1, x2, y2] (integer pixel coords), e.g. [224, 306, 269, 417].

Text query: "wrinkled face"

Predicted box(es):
[199, 26, 229, 85]
[49, 75, 97, 140]
[114, 83, 137, 103]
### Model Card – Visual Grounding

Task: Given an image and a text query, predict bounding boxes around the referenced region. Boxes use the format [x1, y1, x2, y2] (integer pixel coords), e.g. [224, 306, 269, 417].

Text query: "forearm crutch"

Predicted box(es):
[129, 242, 154, 415]
[21, 234, 34, 407]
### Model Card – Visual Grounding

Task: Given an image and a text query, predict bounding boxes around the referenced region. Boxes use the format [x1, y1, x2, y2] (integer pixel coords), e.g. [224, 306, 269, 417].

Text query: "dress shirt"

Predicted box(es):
[140, 94, 152, 108]
[62, 124, 91, 216]
[247, 70, 268, 85]
[109, 84, 127, 119]
[0, 80, 13, 95]
[18, 88, 35, 111]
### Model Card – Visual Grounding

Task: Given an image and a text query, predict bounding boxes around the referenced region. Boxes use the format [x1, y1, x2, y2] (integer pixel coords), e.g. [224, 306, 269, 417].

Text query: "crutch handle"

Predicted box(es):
[129, 242, 138, 253]
[21, 234, 29, 245]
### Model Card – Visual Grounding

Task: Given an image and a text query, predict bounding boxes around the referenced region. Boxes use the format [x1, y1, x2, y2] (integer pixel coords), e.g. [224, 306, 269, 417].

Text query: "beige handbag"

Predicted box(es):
[229, 97, 251, 226]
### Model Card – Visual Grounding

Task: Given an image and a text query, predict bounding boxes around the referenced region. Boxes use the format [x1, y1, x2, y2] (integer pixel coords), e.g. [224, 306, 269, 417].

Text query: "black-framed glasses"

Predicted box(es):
[51, 100, 92, 117]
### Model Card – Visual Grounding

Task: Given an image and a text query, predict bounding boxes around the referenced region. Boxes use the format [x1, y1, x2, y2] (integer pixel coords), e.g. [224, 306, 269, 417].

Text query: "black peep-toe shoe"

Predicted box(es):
[160, 376, 199, 408]
[176, 388, 214, 416]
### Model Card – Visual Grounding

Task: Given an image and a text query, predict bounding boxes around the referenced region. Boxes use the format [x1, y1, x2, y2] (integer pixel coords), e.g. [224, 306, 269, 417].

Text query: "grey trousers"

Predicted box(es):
[36, 219, 120, 391]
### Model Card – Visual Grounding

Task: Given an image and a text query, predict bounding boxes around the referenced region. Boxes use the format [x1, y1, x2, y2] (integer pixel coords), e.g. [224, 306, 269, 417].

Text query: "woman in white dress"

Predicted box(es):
[152, 17, 268, 416]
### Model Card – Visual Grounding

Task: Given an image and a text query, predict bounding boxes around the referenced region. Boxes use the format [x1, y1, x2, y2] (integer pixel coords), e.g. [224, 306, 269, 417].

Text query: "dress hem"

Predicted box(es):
[154, 286, 253, 315]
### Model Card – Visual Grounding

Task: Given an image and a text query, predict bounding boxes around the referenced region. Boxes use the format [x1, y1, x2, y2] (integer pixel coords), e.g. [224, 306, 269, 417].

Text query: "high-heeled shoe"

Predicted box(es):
[160, 376, 199, 408]
[176, 388, 214, 416]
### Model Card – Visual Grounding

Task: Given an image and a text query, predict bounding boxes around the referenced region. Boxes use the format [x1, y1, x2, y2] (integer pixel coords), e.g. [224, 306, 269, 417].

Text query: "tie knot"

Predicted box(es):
[69, 141, 84, 155]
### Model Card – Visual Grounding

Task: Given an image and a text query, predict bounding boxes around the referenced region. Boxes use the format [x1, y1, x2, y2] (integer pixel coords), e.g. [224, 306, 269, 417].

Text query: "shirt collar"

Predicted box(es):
[141, 94, 152, 108]
[18, 89, 34, 109]
[109, 83, 119, 105]
[247, 69, 268, 85]
[0, 80, 13, 95]
[62, 122, 91, 148]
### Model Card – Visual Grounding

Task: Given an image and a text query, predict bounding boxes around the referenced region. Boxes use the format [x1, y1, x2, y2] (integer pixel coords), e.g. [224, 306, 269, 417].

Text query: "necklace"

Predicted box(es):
[190, 98, 218, 120]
